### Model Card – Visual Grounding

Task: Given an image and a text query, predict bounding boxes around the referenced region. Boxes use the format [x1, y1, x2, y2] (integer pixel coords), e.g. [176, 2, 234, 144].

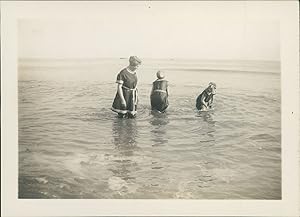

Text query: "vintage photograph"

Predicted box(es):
[18, 2, 281, 199]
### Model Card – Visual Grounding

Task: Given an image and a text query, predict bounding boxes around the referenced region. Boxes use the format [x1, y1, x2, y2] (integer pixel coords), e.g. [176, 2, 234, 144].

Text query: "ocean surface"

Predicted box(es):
[18, 58, 281, 199]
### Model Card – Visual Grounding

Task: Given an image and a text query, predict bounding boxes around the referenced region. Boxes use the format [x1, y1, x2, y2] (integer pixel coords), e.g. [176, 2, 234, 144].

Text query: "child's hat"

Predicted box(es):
[156, 70, 165, 79]
[209, 82, 216, 88]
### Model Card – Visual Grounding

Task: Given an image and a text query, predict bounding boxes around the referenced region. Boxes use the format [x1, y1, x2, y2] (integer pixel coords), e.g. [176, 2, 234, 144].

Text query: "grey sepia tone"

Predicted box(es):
[18, 2, 281, 199]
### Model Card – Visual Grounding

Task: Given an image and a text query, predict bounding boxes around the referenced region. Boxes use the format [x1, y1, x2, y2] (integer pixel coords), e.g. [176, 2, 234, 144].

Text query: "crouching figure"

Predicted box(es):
[196, 82, 216, 111]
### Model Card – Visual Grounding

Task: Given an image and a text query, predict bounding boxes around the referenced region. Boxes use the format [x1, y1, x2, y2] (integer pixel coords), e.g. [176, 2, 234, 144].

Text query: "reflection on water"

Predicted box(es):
[198, 110, 213, 121]
[110, 118, 139, 189]
[149, 111, 169, 147]
[197, 110, 216, 144]
[112, 118, 138, 156]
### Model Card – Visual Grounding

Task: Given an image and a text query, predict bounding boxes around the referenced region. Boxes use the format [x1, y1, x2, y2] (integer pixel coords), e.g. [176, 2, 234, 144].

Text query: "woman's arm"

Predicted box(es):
[117, 83, 126, 107]
[201, 94, 208, 108]
[208, 95, 214, 106]
[150, 84, 154, 95]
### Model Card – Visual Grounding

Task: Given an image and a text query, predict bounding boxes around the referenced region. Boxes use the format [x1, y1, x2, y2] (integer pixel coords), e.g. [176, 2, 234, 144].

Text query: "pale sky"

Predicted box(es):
[18, 2, 281, 60]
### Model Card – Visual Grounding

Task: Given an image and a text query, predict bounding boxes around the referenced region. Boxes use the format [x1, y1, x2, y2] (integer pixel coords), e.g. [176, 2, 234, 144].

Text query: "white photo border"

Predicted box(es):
[1, 1, 299, 216]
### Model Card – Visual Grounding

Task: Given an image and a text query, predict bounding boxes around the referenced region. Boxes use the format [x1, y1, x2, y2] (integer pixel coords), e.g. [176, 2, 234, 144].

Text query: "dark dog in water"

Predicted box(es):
[196, 82, 216, 111]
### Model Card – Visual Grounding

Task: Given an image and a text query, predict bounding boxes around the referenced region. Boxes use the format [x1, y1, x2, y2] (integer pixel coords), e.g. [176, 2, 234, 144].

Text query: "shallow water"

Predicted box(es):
[18, 58, 281, 199]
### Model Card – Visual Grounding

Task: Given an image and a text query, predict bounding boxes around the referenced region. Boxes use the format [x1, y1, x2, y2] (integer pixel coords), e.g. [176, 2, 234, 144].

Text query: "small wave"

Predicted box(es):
[248, 133, 279, 143]
[151, 166, 164, 170]
[35, 177, 48, 184]
[199, 139, 215, 143]
[108, 176, 128, 191]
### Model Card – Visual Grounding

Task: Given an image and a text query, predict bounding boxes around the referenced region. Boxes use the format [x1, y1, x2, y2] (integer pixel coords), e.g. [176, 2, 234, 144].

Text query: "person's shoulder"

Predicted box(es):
[199, 88, 206, 95]
[118, 68, 129, 77]
[119, 68, 128, 74]
[162, 79, 169, 85]
[155, 79, 168, 82]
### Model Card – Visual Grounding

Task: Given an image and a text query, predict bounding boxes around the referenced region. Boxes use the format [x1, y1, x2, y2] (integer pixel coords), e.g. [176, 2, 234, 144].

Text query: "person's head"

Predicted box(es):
[156, 70, 165, 79]
[207, 82, 217, 95]
[128, 56, 142, 71]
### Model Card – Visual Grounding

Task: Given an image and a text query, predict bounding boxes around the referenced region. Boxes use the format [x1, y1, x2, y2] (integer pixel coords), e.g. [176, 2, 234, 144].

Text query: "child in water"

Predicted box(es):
[150, 71, 169, 112]
[196, 82, 216, 111]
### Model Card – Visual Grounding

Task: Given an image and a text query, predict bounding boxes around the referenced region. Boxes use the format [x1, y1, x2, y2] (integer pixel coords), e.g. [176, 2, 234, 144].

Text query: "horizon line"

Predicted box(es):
[18, 57, 281, 62]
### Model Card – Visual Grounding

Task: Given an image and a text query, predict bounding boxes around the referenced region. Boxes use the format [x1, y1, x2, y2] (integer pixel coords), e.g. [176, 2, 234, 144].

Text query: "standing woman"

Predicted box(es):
[111, 56, 142, 118]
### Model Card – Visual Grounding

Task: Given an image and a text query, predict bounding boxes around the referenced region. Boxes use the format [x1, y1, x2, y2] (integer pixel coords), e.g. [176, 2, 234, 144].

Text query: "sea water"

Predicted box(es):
[18, 58, 281, 199]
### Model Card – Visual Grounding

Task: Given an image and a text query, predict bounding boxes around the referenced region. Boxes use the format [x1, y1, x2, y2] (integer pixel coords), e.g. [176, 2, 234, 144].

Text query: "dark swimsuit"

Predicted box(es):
[196, 88, 214, 110]
[112, 68, 138, 116]
[150, 79, 169, 112]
